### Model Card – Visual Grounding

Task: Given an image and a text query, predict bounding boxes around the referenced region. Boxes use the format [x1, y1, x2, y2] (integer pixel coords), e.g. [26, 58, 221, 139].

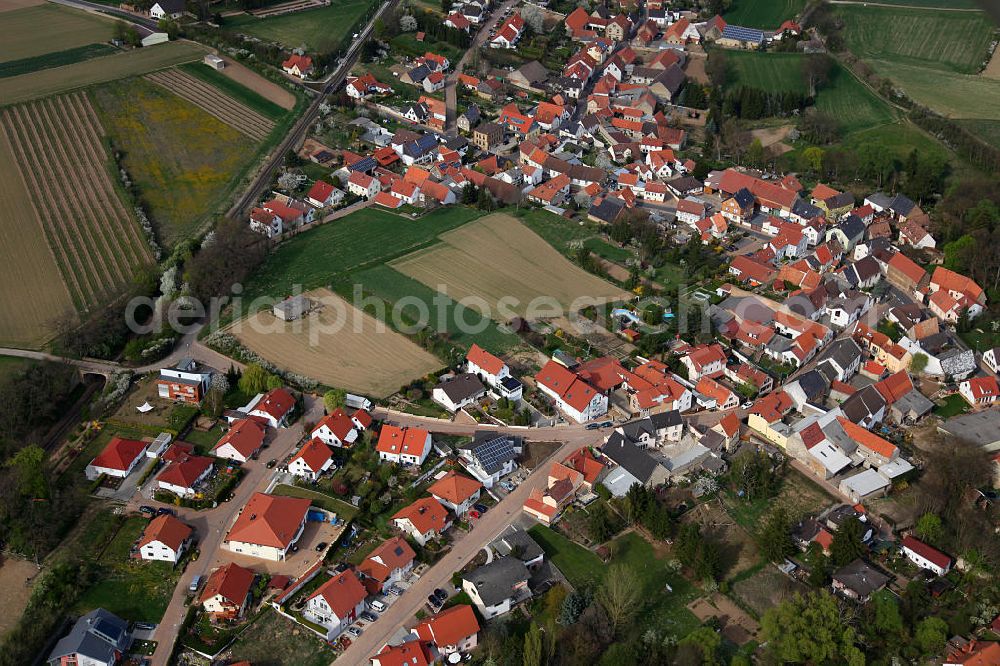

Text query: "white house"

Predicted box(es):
[432, 373, 487, 413]
[414, 605, 481, 657]
[247, 388, 296, 428]
[457, 433, 520, 489]
[376, 425, 432, 465]
[311, 408, 359, 448]
[535, 360, 608, 423]
[466, 343, 522, 401]
[959, 376, 999, 407]
[288, 438, 335, 481]
[428, 470, 483, 516]
[462, 557, 530, 619]
[357, 536, 416, 594]
[212, 418, 266, 463]
[303, 571, 368, 640]
[156, 358, 212, 403]
[306, 180, 345, 209]
[136, 514, 193, 564]
[223, 493, 310, 561]
[150, 0, 185, 20]
[85, 436, 148, 481]
[347, 171, 381, 199]
[156, 454, 213, 498]
[901, 535, 951, 576]
[984, 347, 1000, 374]
[392, 497, 453, 546]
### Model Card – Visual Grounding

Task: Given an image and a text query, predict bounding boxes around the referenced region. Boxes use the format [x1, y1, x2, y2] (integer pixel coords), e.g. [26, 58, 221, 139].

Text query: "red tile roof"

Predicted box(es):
[562, 447, 604, 485]
[254, 388, 295, 421]
[373, 640, 432, 666]
[309, 570, 367, 620]
[414, 604, 480, 647]
[137, 514, 191, 552]
[358, 536, 416, 585]
[376, 425, 430, 457]
[428, 470, 482, 505]
[200, 562, 254, 607]
[289, 437, 333, 473]
[750, 390, 794, 423]
[466, 343, 505, 376]
[901, 535, 951, 570]
[837, 417, 898, 459]
[392, 496, 450, 536]
[157, 454, 213, 489]
[214, 418, 266, 458]
[227, 493, 310, 548]
[91, 436, 147, 472]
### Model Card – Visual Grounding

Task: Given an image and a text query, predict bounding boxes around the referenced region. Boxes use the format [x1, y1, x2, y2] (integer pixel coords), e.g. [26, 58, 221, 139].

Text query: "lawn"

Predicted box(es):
[934, 393, 970, 418]
[0, 4, 114, 62]
[346, 265, 521, 353]
[529, 526, 702, 638]
[515, 208, 598, 256]
[390, 33, 464, 63]
[271, 483, 359, 520]
[0, 43, 118, 79]
[0, 41, 209, 105]
[584, 238, 632, 263]
[721, 467, 836, 530]
[724, 0, 806, 29]
[182, 423, 225, 453]
[725, 52, 894, 134]
[836, 5, 995, 74]
[872, 60, 1000, 120]
[178, 62, 287, 122]
[91, 77, 258, 248]
[227, 608, 334, 666]
[224, 0, 377, 54]
[75, 516, 182, 622]
[242, 206, 483, 304]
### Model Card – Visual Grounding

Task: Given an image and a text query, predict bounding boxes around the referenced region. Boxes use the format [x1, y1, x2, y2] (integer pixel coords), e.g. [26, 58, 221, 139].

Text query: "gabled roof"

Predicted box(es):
[214, 418, 266, 458]
[289, 437, 333, 473]
[200, 562, 254, 607]
[253, 388, 295, 421]
[309, 570, 367, 620]
[91, 436, 147, 472]
[137, 514, 192, 552]
[392, 496, 450, 535]
[313, 407, 356, 442]
[377, 424, 430, 457]
[837, 417, 897, 458]
[157, 454, 212, 489]
[373, 640, 433, 666]
[901, 535, 951, 570]
[227, 493, 310, 548]
[414, 604, 480, 647]
[359, 536, 416, 584]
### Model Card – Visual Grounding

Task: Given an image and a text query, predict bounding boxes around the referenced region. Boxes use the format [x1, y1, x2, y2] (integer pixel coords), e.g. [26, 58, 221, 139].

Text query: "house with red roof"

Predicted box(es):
[680, 343, 727, 381]
[466, 344, 521, 401]
[534, 359, 609, 423]
[414, 604, 480, 657]
[213, 418, 266, 463]
[428, 470, 482, 516]
[358, 536, 416, 595]
[85, 436, 148, 481]
[347, 171, 381, 199]
[959, 375, 999, 407]
[928, 266, 986, 321]
[377, 425, 432, 465]
[523, 460, 586, 525]
[306, 180, 344, 209]
[444, 12, 471, 31]
[372, 640, 433, 666]
[345, 73, 392, 100]
[288, 438, 335, 481]
[392, 496, 452, 546]
[136, 514, 193, 564]
[561, 447, 604, 489]
[224, 492, 310, 561]
[248, 388, 296, 428]
[695, 377, 738, 411]
[747, 390, 795, 447]
[303, 570, 368, 639]
[157, 451, 213, 498]
[729, 255, 776, 287]
[837, 417, 899, 466]
[311, 407, 364, 448]
[200, 562, 255, 620]
[884, 252, 928, 296]
[282, 54, 313, 78]
[491, 13, 525, 48]
[944, 640, 1000, 666]
[901, 535, 951, 576]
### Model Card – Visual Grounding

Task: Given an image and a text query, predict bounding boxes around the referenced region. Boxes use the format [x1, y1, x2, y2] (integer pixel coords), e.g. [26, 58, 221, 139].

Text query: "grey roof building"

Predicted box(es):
[939, 409, 1000, 451]
[47, 609, 131, 666]
[601, 432, 669, 495]
[832, 559, 889, 602]
[462, 556, 530, 618]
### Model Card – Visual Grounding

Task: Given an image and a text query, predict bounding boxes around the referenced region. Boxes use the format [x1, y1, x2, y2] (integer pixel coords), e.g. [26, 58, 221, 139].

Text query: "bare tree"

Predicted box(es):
[597, 564, 642, 635]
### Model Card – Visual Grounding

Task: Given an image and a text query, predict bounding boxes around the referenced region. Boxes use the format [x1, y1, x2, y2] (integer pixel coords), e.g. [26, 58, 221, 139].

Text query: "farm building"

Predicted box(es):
[273, 295, 314, 321]
[204, 54, 225, 69]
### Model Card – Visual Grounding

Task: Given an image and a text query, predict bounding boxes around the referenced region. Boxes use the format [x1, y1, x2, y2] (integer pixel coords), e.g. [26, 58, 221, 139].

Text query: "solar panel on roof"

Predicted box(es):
[723, 25, 764, 42]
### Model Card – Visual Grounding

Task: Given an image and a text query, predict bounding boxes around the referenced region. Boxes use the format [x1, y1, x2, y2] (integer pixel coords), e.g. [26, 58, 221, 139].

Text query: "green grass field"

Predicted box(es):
[724, 0, 805, 29]
[74, 516, 182, 622]
[515, 208, 600, 256]
[345, 265, 521, 353]
[866, 0, 979, 6]
[836, 5, 995, 74]
[224, 0, 376, 53]
[872, 59, 1000, 120]
[838, 121, 950, 163]
[584, 238, 632, 263]
[934, 393, 970, 418]
[91, 77, 259, 248]
[726, 51, 895, 134]
[529, 527, 702, 639]
[242, 206, 483, 302]
[271, 483, 359, 520]
[1, 4, 114, 62]
[178, 62, 286, 122]
[0, 43, 118, 79]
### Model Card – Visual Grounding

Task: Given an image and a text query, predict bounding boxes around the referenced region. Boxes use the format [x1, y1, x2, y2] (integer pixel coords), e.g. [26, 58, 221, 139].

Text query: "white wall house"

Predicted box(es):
[303, 571, 368, 640]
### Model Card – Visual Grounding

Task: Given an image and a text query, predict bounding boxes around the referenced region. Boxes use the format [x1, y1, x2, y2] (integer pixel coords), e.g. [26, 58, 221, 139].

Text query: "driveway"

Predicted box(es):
[334, 432, 601, 665]
[146, 394, 325, 666]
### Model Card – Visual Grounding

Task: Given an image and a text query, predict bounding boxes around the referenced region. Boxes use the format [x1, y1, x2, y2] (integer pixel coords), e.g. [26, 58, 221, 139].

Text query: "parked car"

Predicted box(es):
[133, 622, 155, 631]
[427, 594, 442, 608]
[266, 459, 278, 468]
[338, 636, 352, 648]
[361, 611, 378, 622]
[388, 586, 403, 596]
[188, 576, 202, 593]
[371, 599, 387, 612]
[741, 401, 754, 409]
[347, 627, 362, 637]
[585, 422, 601, 430]
[138, 505, 156, 516]
[469, 510, 481, 520]
[599, 421, 613, 428]
[433, 588, 448, 601]
[315, 541, 328, 552]
[499, 480, 515, 492]
[157, 508, 176, 517]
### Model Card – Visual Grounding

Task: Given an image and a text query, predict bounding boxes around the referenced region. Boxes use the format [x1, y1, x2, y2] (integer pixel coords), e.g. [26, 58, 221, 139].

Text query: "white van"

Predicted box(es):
[370, 599, 387, 612]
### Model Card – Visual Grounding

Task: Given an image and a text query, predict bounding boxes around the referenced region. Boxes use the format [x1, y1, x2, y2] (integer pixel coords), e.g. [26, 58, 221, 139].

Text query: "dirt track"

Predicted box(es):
[0, 558, 38, 637]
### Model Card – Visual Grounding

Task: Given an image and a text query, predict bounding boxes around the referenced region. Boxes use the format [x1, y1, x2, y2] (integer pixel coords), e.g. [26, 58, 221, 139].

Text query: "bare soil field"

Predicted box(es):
[0, 40, 208, 104]
[687, 592, 760, 645]
[146, 69, 275, 141]
[750, 124, 795, 155]
[982, 46, 1000, 79]
[229, 288, 441, 396]
[732, 566, 809, 618]
[0, 92, 152, 341]
[0, 0, 44, 12]
[0, 557, 38, 638]
[1, 4, 112, 61]
[391, 213, 630, 319]
[219, 56, 296, 110]
[0, 129, 74, 347]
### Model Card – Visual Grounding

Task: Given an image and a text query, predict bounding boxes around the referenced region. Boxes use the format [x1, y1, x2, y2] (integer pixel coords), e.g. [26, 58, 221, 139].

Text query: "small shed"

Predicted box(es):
[273, 295, 313, 321]
[204, 54, 226, 70]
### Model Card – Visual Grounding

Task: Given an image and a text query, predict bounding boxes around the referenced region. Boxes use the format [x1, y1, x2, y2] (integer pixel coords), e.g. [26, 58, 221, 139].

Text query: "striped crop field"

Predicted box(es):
[146, 69, 276, 142]
[0, 93, 153, 331]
